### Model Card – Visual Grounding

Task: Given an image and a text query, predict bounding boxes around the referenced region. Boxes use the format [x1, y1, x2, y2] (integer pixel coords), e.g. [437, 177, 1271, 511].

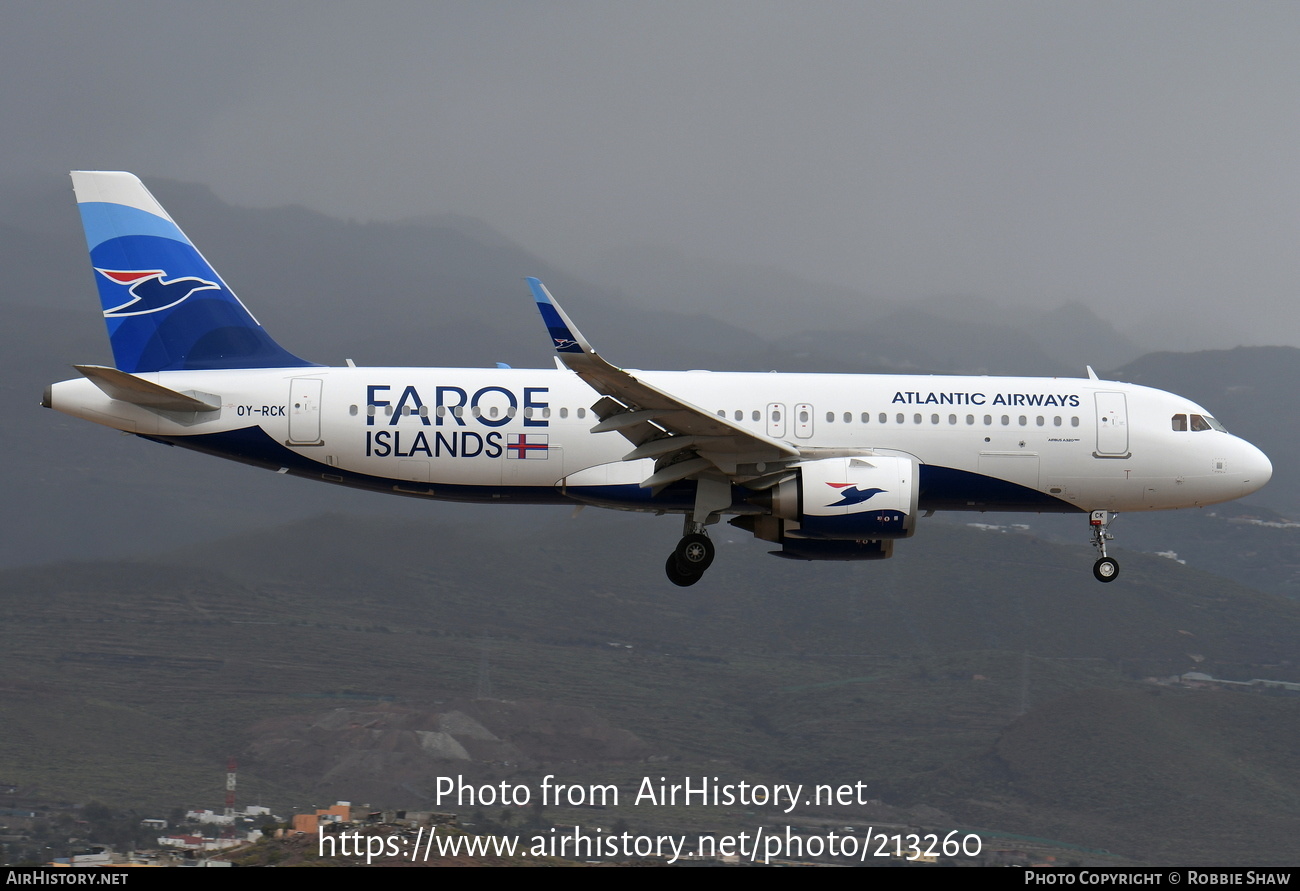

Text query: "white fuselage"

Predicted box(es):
[47, 365, 1272, 515]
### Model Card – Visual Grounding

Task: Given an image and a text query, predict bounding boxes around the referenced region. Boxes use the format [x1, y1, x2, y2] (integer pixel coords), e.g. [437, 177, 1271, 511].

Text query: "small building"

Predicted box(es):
[291, 802, 353, 835]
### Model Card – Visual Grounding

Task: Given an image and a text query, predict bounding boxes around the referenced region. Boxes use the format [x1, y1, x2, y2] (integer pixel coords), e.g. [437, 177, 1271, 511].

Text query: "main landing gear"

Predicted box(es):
[1089, 510, 1120, 583]
[665, 476, 728, 586]
[665, 525, 716, 587]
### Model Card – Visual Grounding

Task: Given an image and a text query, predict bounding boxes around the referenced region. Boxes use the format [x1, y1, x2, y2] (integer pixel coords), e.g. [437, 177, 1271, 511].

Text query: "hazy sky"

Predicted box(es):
[6, 2, 1300, 347]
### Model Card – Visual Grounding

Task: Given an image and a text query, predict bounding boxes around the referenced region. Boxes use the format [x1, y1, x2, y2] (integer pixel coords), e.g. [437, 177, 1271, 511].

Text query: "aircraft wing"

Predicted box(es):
[528, 278, 799, 488]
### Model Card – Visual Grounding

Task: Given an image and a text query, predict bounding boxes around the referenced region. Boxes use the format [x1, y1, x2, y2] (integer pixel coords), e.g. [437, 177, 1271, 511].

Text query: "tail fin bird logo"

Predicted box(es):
[96, 268, 220, 317]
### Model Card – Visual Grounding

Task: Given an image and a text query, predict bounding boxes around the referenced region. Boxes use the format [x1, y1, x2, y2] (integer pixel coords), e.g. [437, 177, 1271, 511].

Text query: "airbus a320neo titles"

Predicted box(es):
[44, 172, 1272, 585]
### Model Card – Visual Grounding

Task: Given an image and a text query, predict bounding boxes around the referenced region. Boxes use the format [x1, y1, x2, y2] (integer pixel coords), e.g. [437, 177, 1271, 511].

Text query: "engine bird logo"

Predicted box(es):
[825, 482, 886, 507]
[96, 268, 220, 317]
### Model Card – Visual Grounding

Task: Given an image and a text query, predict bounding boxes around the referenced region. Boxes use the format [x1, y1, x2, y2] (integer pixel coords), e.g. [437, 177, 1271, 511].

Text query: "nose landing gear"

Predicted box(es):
[1089, 510, 1120, 583]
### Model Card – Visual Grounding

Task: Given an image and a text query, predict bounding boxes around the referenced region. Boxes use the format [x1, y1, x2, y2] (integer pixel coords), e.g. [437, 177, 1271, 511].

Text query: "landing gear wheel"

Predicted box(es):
[674, 533, 715, 573]
[1093, 557, 1120, 583]
[1088, 510, 1120, 583]
[665, 554, 703, 587]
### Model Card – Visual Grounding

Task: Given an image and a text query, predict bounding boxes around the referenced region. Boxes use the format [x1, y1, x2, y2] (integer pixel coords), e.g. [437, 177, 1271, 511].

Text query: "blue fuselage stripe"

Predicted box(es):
[146, 426, 1081, 514]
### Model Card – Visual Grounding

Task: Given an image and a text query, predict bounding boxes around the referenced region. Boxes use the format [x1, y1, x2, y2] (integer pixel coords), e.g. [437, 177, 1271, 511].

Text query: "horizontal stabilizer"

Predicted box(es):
[74, 365, 220, 412]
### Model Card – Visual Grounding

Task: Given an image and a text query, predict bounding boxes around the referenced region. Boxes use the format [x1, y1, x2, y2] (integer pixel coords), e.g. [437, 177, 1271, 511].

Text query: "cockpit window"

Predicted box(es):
[1189, 414, 1227, 433]
[1171, 414, 1187, 431]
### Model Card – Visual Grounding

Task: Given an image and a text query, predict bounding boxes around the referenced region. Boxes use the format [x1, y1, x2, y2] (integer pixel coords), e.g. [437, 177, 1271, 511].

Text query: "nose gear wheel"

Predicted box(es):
[1088, 510, 1119, 583]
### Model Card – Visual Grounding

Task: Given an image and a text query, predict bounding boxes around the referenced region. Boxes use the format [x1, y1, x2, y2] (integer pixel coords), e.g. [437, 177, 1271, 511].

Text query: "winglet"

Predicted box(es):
[527, 277, 592, 355]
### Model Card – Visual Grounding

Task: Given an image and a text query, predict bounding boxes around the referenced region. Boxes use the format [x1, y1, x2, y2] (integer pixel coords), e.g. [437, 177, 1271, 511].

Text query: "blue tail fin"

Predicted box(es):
[71, 171, 315, 373]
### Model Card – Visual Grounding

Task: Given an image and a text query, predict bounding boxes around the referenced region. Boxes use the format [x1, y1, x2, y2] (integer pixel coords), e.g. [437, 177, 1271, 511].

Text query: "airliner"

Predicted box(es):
[44, 171, 1272, 586]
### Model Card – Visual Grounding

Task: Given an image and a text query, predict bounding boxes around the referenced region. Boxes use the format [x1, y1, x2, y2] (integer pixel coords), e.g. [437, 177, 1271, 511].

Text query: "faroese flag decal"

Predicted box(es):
[507, 433, 550, 459]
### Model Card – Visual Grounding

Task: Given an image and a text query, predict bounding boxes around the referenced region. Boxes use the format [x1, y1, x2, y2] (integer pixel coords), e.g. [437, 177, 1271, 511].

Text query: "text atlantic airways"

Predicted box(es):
[44, 172, 1272, 585]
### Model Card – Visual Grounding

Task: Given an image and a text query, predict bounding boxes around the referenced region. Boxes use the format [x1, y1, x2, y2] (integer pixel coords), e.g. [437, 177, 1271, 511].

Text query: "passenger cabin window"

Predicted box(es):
[1172, 414, 1188, 431]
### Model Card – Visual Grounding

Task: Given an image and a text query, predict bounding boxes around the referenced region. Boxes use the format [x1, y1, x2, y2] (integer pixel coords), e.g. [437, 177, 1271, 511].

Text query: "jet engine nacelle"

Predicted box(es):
[770, 455, 919, 541]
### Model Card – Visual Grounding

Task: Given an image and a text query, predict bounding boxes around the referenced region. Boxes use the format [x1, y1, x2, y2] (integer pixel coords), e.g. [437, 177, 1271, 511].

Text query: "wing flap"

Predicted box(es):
[623, 434, 730, 461]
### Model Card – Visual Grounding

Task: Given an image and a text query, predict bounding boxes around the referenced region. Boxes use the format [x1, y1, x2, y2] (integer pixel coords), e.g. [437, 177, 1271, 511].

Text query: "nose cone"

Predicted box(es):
[1238, 439, 1272, 496]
